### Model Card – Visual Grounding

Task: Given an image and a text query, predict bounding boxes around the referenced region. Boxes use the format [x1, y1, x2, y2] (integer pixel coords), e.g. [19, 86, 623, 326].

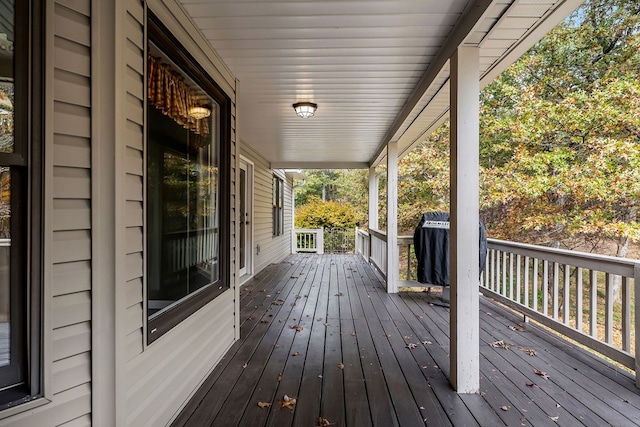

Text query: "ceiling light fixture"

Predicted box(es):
[292, 102, 317, 119]
[189, 106, 211, 120]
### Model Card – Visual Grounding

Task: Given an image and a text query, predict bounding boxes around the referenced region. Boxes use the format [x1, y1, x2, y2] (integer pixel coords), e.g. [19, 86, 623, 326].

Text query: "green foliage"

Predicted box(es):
[479, 0, 640, 251]
[295, 169, 368, 226]
[295, 196, 359, 229]
[389, 0, 640, 256]
[396, 124, 451, 233]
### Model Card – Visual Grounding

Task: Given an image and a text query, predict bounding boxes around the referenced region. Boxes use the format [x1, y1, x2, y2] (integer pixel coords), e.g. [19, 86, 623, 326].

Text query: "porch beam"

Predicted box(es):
[386, 141, 399, 293]
[449, 46, 480, 393]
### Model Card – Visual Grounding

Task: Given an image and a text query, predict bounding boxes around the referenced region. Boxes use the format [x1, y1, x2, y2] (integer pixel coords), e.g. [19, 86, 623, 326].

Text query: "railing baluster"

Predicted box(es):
[524, 256, 530, 308]
[534, 258, 540, 312]
[553, 262, 559, 320]
[576, 267, 583, 333]
[406, 244, 412, 280]
[622, 276, 630, 352]
[634, 265, 640, 387]
[540, 259, 546, 315]
[564, 264, 570, 326]
[516, 254, 521, 304]
[605, 273, 613, 345]
[509, 253, 514, 300]
[491, 249, 496, 292]
[590, 269, 598, 338]
[502, 251, 507, 297]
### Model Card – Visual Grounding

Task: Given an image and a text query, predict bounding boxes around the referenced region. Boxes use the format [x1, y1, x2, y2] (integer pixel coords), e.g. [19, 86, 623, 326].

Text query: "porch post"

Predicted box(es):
[386, 141, 399, 293]
[368, 167, 378, 231]
[449, 46, 480, 393]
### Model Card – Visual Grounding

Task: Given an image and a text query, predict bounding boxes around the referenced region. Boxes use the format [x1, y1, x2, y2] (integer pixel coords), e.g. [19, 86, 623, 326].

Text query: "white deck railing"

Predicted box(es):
[293, 228, 324, 254]
[355, 229, 640, 384]
[355, 228, 370, 261]
[481, 238, 639, 383]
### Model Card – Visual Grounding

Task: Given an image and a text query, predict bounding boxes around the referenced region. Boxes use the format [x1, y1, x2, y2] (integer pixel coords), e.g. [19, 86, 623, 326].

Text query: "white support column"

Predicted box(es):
[368, 167, 379, 231]
[450, 46, 480, 393]
[386, 141, 399, 293]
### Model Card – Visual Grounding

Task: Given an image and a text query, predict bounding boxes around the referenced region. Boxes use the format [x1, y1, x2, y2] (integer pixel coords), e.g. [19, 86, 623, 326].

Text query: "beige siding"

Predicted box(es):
[119, 1, 239, 425]
[239, 142, 293, 273]
[0, 1, 93, 426]
[49, 0, 93, 420]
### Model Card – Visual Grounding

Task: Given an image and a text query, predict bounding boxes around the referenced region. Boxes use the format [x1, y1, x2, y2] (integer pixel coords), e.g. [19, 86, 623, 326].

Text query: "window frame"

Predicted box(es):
[0, 0, 44, 410]
[145, 14, 232, 344]
[272, 174, 284, 236]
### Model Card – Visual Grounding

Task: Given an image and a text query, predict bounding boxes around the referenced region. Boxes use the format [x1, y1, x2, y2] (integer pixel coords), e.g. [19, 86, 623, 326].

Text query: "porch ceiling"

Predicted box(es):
[178, 0, 583, 168]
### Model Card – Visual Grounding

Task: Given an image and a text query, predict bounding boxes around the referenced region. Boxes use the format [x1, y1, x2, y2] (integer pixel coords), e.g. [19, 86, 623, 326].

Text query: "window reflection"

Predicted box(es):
[147, 44, 220, 319]
[0, 1, 13, 369]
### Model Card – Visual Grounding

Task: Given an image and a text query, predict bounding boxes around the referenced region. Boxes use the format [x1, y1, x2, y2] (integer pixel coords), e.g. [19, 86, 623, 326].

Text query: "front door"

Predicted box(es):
[239, 158, 253, 277]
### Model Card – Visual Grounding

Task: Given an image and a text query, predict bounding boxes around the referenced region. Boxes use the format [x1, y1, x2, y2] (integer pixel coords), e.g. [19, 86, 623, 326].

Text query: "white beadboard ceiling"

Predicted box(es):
[178, 0, 583, 168]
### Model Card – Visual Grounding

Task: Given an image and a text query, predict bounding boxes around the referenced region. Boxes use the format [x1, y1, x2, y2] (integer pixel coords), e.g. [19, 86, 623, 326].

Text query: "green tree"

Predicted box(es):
[295, 196, 358, 229]
[480, 0, 640, 258]
[295, 169, 368, 226]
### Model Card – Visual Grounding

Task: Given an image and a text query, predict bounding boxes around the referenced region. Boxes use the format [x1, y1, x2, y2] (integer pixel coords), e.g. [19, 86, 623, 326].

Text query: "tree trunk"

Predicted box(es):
[611, 235, 630, 303]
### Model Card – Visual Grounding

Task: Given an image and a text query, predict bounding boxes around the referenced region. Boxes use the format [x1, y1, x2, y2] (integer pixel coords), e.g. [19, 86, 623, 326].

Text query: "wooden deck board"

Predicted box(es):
[173, 254, 640, 427]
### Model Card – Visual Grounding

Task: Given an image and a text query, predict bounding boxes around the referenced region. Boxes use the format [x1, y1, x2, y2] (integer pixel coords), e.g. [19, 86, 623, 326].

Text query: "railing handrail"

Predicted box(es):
[488, 238, 639, 276]
[368, 228, 387, 242]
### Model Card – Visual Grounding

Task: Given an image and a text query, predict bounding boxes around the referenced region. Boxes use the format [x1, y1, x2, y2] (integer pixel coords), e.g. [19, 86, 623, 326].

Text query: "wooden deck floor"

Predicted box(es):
[172, 254, 640, 427]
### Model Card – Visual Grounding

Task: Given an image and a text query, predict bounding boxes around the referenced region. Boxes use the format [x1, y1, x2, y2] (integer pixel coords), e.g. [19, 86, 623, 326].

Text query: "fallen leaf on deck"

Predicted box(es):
[351, 332, 356, 336]
[257, 402, 271, 409]
[519, 347, 536, 356]
[266, 294, 271, 297]
[290, 324, 303, 332]
[525, 382, 538, 388]
[422, 341, 432, 345]
[292, 351, 300, 356]
[261, 320, 269, 324]
[416, 315, 423, 319]
[335, 292, 344, 296]
[534, 369, 549, 380]
[556, 403, 561, 408]
[549, 416, 559, 422]
[277, 395, 297, 411]
[242, 363, 248, 368]
[318, 375, 323, 379]
[419, 406, 425, 410]
[404, 335, 413, 340]
[509, 325, 526, 332]
[317, 417, 333, 426]
[277, 373, 283, 381]
[274, 343, 280, 348]
[324, 323, 330, 326]
[489, 340, 512, 350]
[500, 406, 509, 411]
[406, 343, 418, 349]
[338, 363, 344, 369]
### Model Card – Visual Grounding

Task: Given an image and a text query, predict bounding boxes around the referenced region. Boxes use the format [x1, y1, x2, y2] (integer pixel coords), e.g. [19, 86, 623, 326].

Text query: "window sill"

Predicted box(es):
[0, 396, 50, 420]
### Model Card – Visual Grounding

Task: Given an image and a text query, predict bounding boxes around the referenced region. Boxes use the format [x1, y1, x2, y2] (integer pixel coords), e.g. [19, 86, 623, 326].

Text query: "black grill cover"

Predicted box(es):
[413, 212, 487, 286]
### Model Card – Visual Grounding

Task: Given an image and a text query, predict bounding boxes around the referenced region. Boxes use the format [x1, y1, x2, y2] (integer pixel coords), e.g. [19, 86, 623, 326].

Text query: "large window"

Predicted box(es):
[146, 16, 230, 343]
[272, 175, 284, 236]
[0, 0, 43, 409]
